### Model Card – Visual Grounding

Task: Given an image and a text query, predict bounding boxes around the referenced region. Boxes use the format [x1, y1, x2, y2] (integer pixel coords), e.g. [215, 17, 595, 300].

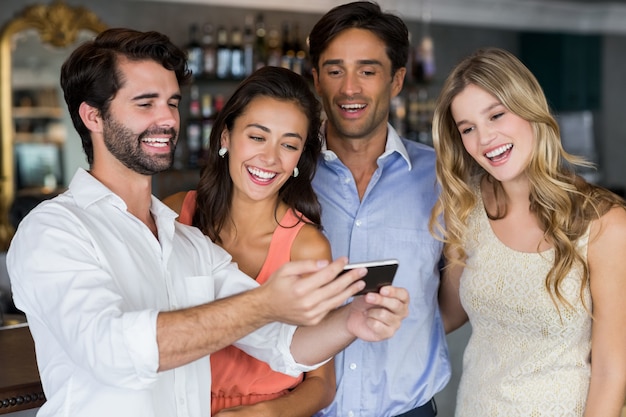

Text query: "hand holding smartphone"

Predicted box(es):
[341, 259, 399, 296]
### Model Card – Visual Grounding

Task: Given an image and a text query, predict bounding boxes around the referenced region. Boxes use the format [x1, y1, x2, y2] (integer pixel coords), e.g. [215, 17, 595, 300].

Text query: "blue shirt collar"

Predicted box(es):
[319, 120, 413, 171]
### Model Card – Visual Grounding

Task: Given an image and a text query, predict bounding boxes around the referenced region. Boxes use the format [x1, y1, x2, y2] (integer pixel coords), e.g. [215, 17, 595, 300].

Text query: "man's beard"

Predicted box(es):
[102, 117, 177, 175]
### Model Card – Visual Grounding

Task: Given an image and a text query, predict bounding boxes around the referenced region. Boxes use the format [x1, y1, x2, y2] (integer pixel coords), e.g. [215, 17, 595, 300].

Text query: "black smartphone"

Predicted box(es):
[341, 259, 399, 296]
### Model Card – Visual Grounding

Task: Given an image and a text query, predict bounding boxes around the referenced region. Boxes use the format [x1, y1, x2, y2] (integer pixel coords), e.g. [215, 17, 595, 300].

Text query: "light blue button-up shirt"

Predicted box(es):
[313, 123, 450, 417]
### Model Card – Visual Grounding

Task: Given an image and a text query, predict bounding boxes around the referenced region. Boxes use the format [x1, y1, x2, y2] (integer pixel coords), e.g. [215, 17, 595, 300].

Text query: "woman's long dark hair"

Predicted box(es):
[193, 66, 322, 243]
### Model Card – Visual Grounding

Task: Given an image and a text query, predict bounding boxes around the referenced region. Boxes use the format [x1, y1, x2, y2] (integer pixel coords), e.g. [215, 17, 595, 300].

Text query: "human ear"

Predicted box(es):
[79, 102, 103, 134]
[311, 68, 321, 95]
[391, 67, 407, 98]
[220, 128, 230, 149]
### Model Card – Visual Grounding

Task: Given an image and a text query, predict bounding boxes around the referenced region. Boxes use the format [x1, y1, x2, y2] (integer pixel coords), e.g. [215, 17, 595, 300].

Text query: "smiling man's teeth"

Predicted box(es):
[341, 104, 366, 111]
[485, 144, 513, 158]
[143, 138, 169, 147]
[248, 167, 276, 180]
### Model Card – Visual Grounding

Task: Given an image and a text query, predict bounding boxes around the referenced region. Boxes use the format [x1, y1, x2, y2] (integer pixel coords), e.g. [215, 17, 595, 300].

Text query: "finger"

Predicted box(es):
[296, 258, 365, 299]
[364, 286, 409, 307]
[378, 286, 410, 303]
[363, 288, 409, 322]
[275, 258, 333, 279]
[302, 268, 367, 319]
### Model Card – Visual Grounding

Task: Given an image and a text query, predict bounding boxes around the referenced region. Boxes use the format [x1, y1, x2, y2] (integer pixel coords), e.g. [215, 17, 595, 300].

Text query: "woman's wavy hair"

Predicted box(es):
[193, 66, 322, 243]
[429, 47, 625, 310]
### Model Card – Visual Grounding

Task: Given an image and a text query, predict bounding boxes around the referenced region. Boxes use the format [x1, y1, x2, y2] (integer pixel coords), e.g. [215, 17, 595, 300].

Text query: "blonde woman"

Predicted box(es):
[430, 47, 626, 416]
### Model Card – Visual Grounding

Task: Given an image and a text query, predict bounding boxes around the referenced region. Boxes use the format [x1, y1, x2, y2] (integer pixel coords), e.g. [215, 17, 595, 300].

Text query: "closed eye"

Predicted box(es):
[491, 112, 504, 121]
[283, 143, 300, 151]
[461, 126, 474, 135]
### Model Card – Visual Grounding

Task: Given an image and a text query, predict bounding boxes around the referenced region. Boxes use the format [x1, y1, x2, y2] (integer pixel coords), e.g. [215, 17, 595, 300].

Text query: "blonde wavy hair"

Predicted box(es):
[428, 47, 625, 309]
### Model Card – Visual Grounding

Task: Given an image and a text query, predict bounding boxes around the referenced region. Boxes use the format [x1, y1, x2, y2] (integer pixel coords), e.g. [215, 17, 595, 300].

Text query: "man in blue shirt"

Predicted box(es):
[309, 2, 451, 416]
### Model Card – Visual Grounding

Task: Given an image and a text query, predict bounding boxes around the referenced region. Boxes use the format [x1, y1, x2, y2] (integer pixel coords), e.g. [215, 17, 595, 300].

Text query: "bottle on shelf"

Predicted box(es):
[230, 26, 245, 79]
[200, 93, 215, 165]
[201, 22, 217, 78]
[253, 13, 267, 71]
[243, 14, 255, 77]
[188, 84, 201, 119]
[291, 22, 307, 76]
[216, 25, 232, 79]
[280, 21, 294, 71]
[266, 26, 282, 67]
[185, 85, 203, 168]
[186, 23, 203, 78]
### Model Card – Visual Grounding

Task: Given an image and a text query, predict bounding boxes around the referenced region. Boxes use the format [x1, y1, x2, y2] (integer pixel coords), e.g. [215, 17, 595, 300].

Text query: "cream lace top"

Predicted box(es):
[456, 182, 592, 417]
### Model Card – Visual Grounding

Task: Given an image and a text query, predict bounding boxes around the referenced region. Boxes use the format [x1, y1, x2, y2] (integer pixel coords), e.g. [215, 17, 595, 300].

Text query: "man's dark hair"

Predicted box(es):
[308, 1, 410, 76]
[60, 28, 192, 164]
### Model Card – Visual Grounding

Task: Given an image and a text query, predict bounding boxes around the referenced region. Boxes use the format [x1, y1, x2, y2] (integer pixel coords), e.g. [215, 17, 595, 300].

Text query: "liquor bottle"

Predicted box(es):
[201, 22, 217, 78]
[189, 84, 201, 119]
[186, 85, 202, 168]
[253, 13, 267, 70]
[200, 93, 214, 165]
[230, 26, 245, 79]
[243, 14, 255, 76]
[280, 21, 294, 71]
[216, 25, 231, 79]
[291, 22, 307, 76]
[186, 24, 203, 78]
[266, 26, 282, 67]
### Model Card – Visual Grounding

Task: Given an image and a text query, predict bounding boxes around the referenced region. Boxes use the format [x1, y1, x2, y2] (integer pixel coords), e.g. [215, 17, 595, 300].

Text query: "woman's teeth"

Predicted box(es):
[485, 144, 513, 159]
[248, 167, 276, 180]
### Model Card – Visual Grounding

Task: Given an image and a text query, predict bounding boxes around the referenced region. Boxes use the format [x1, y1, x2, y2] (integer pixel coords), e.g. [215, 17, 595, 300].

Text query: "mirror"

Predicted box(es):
[0, 1, 107, 250]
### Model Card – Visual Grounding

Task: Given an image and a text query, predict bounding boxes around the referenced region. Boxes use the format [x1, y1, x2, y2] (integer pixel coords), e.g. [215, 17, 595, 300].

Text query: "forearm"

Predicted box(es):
[439, 261, 468, 334]
[241, 362, 336, 417]
[290, 305, 355, 365]
[157, 288, 272, 371]
[584, 370, 626, 417]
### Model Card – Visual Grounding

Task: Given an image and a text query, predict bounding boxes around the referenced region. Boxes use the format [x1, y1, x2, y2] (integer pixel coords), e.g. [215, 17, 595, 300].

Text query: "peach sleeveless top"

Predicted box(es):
[179, 191, 306, 414]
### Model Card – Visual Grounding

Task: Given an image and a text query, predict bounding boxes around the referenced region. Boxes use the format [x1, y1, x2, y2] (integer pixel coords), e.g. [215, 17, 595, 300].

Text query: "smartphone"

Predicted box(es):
[341, 259, 399, 296]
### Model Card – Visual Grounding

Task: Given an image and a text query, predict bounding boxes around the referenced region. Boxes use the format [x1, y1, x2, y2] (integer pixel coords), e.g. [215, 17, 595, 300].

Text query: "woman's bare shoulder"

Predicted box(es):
[588, 205, 626, 269]
[291, 223, 332, 262]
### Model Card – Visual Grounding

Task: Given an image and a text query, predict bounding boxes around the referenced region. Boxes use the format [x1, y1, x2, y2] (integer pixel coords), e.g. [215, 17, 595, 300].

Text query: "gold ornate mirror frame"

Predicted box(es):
[0, 1, 107, 249]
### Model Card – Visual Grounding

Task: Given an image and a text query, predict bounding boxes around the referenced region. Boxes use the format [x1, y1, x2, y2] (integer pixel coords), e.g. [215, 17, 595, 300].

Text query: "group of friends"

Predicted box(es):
[6, 1, 626, 417]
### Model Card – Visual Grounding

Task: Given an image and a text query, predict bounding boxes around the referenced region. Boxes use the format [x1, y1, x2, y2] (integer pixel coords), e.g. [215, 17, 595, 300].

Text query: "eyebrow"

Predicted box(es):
[246, 123, 303, 140]
[321, 59, 384, 67]
[131, 93, 182, 101]
[455, 102, 503, 127]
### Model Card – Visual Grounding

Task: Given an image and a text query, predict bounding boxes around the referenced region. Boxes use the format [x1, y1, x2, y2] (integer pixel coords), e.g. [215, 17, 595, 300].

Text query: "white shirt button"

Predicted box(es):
[355, 220, 362, 227]
[348, 411, 355, 417]
[349, 363, 357, 370]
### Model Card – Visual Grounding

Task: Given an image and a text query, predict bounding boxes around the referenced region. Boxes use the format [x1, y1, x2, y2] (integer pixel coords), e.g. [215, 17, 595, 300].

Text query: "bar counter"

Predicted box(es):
[0, 324, 45, 414]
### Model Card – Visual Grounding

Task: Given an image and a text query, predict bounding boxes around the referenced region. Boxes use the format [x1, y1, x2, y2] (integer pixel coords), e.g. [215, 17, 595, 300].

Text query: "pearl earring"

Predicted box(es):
[218, 147, 228, 157]
[293, 167, 299, 178]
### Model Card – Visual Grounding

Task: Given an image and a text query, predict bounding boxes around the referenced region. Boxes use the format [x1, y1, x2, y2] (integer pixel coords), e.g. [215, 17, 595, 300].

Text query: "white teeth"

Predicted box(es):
[143, 138, 169, 147]
[247, 167, 276, 180]
[341, 104, 366, 111]
[485, 144, 513, 158]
